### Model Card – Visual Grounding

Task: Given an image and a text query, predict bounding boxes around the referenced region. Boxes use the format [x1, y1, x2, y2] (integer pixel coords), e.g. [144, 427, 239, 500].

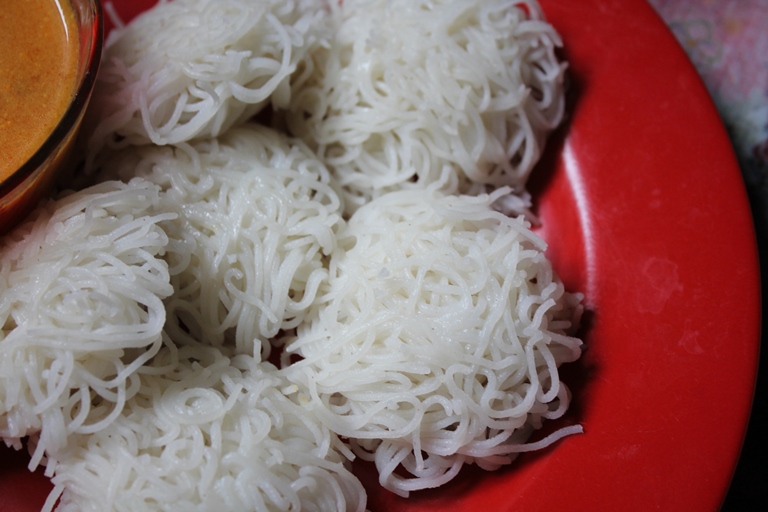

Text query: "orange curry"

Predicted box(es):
[0, 0, 79, 180]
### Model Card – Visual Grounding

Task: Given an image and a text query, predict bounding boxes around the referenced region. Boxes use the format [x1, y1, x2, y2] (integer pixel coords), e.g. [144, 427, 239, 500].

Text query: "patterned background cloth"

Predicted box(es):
[650, 1, 768, 225]
[647, 1, 767, 509]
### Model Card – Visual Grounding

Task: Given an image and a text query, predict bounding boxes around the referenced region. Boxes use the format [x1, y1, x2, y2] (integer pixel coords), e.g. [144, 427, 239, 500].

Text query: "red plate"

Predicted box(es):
[0, 1, 759, 511]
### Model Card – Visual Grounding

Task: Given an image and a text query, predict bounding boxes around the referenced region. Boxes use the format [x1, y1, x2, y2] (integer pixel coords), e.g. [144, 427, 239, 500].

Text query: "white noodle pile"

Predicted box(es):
[45, 343, 367, 512]
[0, 0, 586, 507]
[97, 124, 344, 357]
[282, 186, 583, 496]
[282, 0, 566, 214]
[0, 180, 175, 467]
[87, 0, 331, 155]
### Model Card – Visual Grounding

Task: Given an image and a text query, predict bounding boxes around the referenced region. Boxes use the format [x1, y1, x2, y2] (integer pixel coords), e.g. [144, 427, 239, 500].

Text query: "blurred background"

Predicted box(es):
[647, 1, 767, 510]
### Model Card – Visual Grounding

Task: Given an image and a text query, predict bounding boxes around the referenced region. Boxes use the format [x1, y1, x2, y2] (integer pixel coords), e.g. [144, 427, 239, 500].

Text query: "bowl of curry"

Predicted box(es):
[0, 0, 103, 235]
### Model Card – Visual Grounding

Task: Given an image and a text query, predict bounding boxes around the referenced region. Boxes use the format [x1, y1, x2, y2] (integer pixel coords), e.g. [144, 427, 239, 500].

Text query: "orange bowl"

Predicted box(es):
[0, 0, 103, 235]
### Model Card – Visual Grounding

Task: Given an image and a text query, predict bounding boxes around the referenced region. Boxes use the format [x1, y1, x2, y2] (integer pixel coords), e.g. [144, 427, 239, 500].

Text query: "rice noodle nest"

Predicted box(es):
[282, 186, 583, 496]
[283, 0, 566, 214]
[87, 0, 331, 154]
[0, 180, 175, 464]
[46, 343, 367, 512]
[96, 124, 345, 358]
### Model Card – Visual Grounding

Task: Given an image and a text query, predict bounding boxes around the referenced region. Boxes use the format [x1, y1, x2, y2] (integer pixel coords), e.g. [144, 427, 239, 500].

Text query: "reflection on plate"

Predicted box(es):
[0, 1, 760, 511]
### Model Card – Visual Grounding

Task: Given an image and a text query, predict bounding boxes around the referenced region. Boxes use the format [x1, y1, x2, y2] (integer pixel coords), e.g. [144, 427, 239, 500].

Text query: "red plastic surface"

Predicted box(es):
[1, 1, 760, 511]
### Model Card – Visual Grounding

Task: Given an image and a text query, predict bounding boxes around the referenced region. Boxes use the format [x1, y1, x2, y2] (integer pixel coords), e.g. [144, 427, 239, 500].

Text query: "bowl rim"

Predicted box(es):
[0, 0, 104, 196]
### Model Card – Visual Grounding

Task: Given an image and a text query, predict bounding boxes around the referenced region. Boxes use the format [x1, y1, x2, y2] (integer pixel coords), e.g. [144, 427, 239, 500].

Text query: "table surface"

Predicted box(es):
[647, 1, 768, 510]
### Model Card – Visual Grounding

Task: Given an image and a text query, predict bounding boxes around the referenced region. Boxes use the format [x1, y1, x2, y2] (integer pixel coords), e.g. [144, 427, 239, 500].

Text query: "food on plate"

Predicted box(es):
[45, 344, 366, 512]
[86, 0, 330, 154]
[283, 0, 566, 214]
[282, 186, 583, 495]
[0, 0, 582, 509]
[0, 0, 79, 178]
[0, 180, 175, 465]
[96, 124, 344, 358]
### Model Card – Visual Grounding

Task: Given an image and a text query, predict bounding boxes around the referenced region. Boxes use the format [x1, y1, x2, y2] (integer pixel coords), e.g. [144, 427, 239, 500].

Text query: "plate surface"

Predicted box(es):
[0, 1, 760, 511]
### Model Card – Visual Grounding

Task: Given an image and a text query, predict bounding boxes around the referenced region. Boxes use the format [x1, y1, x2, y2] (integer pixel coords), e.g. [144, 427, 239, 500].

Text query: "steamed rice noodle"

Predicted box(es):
[282, 186, 583, 495]
[0, 180, 175, 467]
[97, 124, 344, 358]
[45, 343, 366, 512]
[87, 0, 331, 156]
[283, 0, 566, 214]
